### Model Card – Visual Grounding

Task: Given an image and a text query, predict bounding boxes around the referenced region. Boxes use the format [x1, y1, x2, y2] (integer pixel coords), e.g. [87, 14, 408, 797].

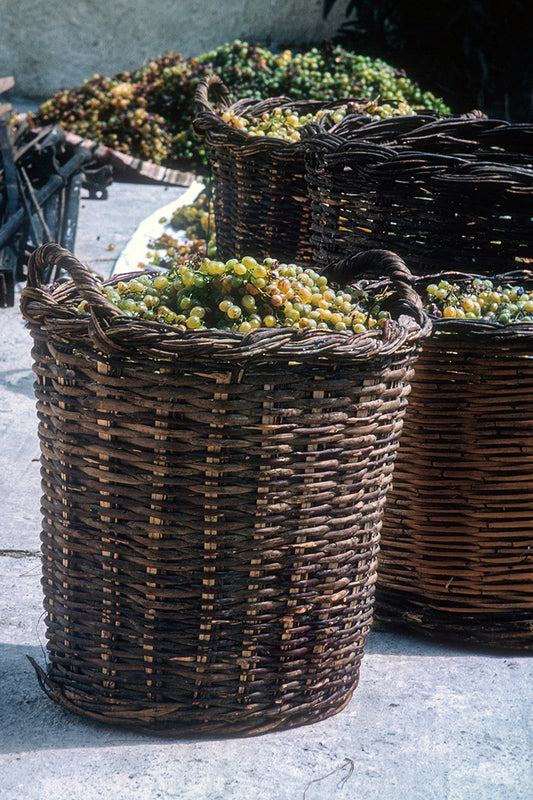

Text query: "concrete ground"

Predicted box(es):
[1, 181, 532, 800]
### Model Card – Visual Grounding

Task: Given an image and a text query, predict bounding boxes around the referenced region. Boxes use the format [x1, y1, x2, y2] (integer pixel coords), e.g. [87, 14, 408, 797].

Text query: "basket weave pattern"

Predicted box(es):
[21, 244, 428, 735]
[194, 75, 362, 267]
[375, 270, 533, 649]
[305, 117, 533, 275]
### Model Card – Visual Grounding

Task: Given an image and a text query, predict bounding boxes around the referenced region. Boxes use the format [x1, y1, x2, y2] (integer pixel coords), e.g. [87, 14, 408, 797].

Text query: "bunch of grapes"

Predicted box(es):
[36, 72, 175, 163]
[32, 39, 450, 169]
[85, 255, 389, 333]
[141, 231, 217, 270]
[169, 189, 214, 239]
[221, 98, 416, 141]
[137, 190, 217, 270]
[425, 278, 533, 324]
[264, 47, 446, 110]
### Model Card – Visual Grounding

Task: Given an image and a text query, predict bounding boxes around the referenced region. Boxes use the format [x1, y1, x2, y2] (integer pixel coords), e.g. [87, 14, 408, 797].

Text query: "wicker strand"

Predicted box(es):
[305, 118, 533, 274]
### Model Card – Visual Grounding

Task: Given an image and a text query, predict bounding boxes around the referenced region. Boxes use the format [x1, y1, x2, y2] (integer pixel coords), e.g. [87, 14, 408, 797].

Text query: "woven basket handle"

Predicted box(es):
[324, 249, 426, 324]
[26, 243, 123, 319]
[194, 74, 232, 115]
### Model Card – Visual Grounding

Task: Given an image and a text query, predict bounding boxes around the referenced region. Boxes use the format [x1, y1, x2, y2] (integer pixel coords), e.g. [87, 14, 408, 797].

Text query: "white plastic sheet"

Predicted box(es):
[111, 180, 205, 276]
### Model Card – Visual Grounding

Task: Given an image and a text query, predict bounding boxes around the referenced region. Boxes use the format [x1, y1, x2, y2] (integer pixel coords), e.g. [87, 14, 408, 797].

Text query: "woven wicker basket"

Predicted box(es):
[193, 75, 429, 267]
[372, 268, 533, 650]
[305, 117, 533, 275]
[193, 74, 354, 266]
[21, 244, 429, 736]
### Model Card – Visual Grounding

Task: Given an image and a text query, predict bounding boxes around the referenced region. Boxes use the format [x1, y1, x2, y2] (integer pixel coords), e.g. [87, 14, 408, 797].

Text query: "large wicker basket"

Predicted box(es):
[21, 244, 429, 736]
[305, 116, 533, 275]
[193, 76, 436, 267]
[193, 74, 355, 266]
[373, 268, 533, 650]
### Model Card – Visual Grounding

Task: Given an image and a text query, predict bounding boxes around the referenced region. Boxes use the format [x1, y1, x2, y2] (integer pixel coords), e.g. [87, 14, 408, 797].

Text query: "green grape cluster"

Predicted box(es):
[36, 71, 175, 163]
[169, 189, 214, 240]
[142, 230, 217, 270]
[138, 190, 217, 270]
[85, 255, 389, 332]
[425, 278, 533, 324]
[221, 98, 416, 141]
[32, 39, 450, 169]
[266, 47, 445, 109]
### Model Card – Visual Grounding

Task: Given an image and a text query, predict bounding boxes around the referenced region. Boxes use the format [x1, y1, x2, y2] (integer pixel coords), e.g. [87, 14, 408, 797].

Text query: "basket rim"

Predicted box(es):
[194, 95, 359, 153]
[309, 114, 533, 150]
[193, 74, 440, 152]
[306, 139, 533, 190]
[21, 244, 430, 363]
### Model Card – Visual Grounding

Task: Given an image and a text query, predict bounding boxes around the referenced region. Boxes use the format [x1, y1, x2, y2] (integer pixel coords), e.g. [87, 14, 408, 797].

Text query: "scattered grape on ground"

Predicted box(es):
[169, 189, 214, 240]
[140, 190, 217, 269]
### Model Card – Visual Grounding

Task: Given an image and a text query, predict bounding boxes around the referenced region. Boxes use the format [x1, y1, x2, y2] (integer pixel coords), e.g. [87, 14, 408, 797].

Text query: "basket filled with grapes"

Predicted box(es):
[193, 74, 424, 267]
[21, 243, 429, 736]
[371, 269, 533, 649]
[305, 116, 533, 274]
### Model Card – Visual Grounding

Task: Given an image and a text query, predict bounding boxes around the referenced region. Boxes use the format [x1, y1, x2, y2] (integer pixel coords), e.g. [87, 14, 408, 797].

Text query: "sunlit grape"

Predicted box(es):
[423, 277, 533, 325]
[91, 253, 392, 333]
[34, 40, 449, 170]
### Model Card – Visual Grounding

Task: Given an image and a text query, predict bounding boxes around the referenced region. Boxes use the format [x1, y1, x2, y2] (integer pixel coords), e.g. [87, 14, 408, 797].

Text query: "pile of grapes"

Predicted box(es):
[87, 255, 389, 333]
[142, 231, 217, 269]
[169, 189, 214, 240]
[33, 40, 450, 170]
[139, 190, 217, 269]
[425, 278, 533, 324]
[221, 98, 416, 141]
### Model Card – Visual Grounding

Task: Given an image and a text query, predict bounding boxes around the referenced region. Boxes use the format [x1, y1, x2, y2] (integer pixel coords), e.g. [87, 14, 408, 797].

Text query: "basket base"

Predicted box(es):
[28, 656, 358, 738]
[374, 590, 533, 652]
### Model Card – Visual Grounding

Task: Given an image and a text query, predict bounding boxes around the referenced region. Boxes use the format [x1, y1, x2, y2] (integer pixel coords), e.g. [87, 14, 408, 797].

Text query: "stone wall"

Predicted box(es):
[0, 0, 346, 99]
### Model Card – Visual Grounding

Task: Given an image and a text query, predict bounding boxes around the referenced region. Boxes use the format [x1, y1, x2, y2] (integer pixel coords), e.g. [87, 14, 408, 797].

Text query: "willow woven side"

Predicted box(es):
[21, 244, 429, 736]
[193, 76, 433, 267]
[374, 270, 533, 650]
[193, 75, 350, 266]
[305, 117, 533, 275]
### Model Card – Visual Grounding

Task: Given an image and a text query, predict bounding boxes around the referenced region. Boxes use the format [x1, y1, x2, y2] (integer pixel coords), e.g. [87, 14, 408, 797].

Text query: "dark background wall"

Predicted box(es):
[324, 0, 533, 121]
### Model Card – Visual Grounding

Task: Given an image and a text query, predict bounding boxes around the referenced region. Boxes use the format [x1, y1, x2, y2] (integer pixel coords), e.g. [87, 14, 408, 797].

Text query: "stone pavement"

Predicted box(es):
[0, 181, 532, 800]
